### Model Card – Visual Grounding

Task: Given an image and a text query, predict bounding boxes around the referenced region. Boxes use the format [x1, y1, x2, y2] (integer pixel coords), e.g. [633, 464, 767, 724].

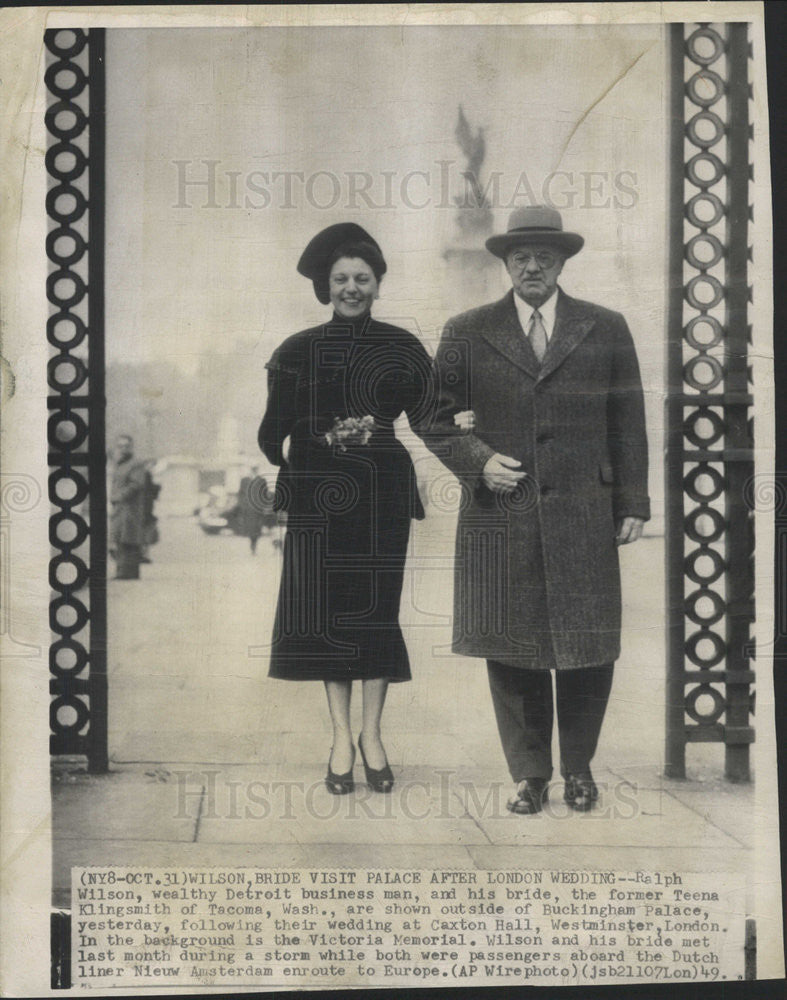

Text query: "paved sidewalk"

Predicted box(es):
[52, 517, 753, 907]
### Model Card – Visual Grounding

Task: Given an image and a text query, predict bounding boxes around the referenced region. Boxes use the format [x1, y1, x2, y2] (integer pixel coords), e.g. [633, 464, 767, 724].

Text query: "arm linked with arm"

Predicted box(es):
[412, 323, 496, 479]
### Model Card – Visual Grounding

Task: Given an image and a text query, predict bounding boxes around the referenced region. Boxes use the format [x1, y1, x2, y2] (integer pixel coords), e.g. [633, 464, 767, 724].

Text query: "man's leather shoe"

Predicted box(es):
[563, 773, 598, 811]
[507, 778, 548, 815]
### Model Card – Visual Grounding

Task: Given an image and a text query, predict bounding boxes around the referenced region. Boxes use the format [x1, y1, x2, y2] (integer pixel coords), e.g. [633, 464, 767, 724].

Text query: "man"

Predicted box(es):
[109, 434, 147, 580]
[428, 205, 649, 814]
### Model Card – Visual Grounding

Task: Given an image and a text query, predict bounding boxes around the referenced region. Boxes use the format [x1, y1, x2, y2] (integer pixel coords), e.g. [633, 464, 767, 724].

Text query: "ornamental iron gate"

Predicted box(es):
[45, 28, 108, 772]
[665, 22, 755, 781]
[46, 25, 757, 779]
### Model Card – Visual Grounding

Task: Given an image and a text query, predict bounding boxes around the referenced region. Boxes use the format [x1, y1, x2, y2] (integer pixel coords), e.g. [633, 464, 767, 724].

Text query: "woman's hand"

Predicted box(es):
[282, 435, 291, 463]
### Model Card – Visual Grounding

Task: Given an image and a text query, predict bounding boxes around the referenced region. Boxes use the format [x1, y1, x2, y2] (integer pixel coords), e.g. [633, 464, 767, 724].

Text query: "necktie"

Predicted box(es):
[528, 309, 547, 362]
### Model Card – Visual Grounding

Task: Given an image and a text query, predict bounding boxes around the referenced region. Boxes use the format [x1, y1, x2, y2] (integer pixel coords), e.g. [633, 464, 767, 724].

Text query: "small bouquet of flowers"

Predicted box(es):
[324, 415, 376, 452]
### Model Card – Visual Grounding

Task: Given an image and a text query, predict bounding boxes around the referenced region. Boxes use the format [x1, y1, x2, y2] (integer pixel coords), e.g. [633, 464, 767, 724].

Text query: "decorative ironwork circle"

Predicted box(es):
[685, 151, 725, 189]
[685, 273, 724, 311]
[45, 100, 89, 142]
[685, 505, 726, 544]
[685, 69, 725, 108]
[686, 629, 727, 667]
[685, 683, 726, 724]
[46, 142, 88, 183]
[686, 191, 725, 228]
[685, 545, 726, 585]
[684, 463, 725, 502]
[50, 638, 88, 677]
[50, 510, 89, 548]
[47, 410, 89, 450]
[46, 227, 87, 267]
[686, 233, 724, 270]
[686, 111, 726, 149]
[44, 28, 88, 59]
[685, 314, 723, 350]
[49, 467, 89, 506]
[50, 552, 89, 592]
[47, 312, 87, 350]
[683, 406, 725, 446]
[683, 353, 724, 391]
[48, 354, 88, 393]
[46, 184, 88, 225]
[46, 268, 87, 309]
[50, 594, 89, 636]
[685, 27, 726, 67]
[684, 588, 726, 626]
[50, 695, 90, 734]
[44, 59, 88, 101]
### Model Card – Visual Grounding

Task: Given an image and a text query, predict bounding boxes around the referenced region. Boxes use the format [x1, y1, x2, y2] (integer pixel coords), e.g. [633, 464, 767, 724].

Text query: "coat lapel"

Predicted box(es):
[479, 291, 541, 380]
[539, 289, 596, 380]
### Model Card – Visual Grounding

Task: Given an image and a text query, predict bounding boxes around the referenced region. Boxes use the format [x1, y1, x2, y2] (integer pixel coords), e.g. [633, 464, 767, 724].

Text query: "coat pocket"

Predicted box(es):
[599, 460, 615, 485]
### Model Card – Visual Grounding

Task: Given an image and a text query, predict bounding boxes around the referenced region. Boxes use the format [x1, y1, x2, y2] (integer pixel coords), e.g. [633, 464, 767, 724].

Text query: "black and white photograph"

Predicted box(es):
[0, 3, 783, 994]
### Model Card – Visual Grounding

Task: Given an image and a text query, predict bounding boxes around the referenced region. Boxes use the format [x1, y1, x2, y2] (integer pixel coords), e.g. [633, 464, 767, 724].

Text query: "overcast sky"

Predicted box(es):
[104, 24, 666, 482]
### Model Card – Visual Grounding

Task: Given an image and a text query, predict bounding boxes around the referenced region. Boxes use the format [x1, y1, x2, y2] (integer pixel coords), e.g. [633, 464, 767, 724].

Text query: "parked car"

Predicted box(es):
[196, 486, 239, 535]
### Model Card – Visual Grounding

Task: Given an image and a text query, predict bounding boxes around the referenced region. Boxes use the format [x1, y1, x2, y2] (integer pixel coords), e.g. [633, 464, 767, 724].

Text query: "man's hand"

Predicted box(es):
[282, 435, 291, 463]
[482, 453, 526, 494]
[615, 516, 644, 545]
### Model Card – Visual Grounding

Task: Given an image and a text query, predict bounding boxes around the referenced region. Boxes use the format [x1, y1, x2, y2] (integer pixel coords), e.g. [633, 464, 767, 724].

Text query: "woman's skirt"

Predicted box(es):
[268, 449, 413, 682]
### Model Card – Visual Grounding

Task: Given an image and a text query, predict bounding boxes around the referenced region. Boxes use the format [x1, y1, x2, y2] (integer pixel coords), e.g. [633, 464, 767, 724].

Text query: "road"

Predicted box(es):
[52, 510, 752, 903]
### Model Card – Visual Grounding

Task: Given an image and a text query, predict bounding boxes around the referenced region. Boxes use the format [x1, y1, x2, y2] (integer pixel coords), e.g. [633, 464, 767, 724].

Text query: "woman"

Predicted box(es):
[259, 223, 436, 795]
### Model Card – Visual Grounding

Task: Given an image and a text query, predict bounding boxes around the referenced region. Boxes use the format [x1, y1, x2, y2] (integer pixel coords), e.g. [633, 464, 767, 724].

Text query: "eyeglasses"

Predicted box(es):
[508, 250, 558, 270]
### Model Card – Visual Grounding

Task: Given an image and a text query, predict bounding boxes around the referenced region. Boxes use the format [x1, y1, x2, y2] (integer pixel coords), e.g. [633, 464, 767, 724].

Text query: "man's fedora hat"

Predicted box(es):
[485, 205, 584, 260]
[297, 223, 386, 304]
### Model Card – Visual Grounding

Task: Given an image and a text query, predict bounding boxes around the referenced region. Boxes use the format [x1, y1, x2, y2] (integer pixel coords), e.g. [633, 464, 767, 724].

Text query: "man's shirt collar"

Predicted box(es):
[513, 287, 559, 341]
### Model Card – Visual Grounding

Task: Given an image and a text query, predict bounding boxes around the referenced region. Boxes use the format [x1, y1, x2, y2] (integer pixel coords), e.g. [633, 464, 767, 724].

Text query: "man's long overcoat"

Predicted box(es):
[428, 288, 650, 670]
[109, 458, 147, 547]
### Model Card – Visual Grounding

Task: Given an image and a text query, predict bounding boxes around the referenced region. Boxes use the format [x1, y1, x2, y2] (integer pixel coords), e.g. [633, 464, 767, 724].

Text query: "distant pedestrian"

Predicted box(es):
[234, 469, 268, 554]
[109, 434, 147, 580]
[140, 463, 161, 564]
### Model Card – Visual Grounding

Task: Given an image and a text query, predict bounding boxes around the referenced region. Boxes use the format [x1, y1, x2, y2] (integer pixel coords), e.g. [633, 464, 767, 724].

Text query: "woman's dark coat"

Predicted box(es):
[258, 314, 434, 682]
[426, 288, 650, 670]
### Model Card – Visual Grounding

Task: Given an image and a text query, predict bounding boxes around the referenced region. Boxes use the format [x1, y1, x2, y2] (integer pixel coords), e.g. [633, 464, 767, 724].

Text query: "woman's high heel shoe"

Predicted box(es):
[325, 745, 355, 795]
[358, 734, 394, 793]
